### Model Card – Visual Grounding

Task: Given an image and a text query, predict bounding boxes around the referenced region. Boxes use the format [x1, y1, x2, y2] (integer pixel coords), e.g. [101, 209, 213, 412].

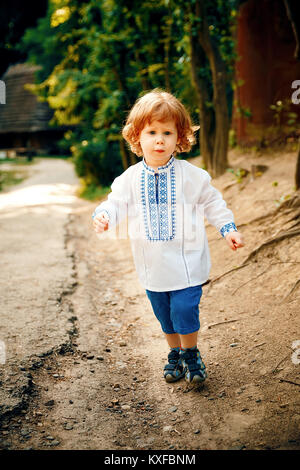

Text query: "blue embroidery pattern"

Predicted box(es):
[148, 172, 160, 239]
[159, 172, 168, 239]
[142, 156, 175, 173]
[220, 222, 237, 237]
[140, 169, 148, 237]
[170, 166, 176, 238]
[140, 161, 176, 241]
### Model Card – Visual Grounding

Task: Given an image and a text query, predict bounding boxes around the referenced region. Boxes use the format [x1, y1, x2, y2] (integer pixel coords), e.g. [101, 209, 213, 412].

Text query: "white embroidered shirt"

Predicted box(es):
[92, 157, 237, 292]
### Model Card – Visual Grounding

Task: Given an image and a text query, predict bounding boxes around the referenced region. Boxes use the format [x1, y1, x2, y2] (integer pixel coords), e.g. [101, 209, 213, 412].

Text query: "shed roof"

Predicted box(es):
[0, 63, 56, 134]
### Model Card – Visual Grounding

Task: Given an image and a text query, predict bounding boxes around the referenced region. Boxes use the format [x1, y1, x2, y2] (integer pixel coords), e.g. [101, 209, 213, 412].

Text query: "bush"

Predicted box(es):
[71, 130, 123, 187]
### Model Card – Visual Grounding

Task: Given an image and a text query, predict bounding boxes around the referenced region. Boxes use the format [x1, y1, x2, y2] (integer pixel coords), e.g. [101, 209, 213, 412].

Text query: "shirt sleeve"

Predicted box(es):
[199, 171, 237, 237]
[92, 170, 131, 227]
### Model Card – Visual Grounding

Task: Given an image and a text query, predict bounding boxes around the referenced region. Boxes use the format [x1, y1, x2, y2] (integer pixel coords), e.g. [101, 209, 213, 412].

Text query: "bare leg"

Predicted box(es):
[164, 333, 181, 348]
[165, 331, 199, 349]
[179, 331, 198, 349]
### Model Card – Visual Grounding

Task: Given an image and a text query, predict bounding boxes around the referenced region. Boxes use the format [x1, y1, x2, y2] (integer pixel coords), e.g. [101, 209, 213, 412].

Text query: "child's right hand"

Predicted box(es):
[93, 212, 109, 233]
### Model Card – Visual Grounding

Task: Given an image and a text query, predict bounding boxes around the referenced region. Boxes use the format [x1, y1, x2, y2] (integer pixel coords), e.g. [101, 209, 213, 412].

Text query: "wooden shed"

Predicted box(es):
[232, 0, 300, 146]
[0, 63, 67, 156]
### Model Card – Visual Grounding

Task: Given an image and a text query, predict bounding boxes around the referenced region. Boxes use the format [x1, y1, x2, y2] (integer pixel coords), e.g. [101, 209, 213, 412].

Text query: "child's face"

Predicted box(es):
[139, 120, 178, 168]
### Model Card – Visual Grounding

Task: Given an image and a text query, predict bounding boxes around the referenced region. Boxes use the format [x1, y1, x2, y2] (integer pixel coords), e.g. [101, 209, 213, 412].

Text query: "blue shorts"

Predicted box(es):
[146, 285, 203, 335]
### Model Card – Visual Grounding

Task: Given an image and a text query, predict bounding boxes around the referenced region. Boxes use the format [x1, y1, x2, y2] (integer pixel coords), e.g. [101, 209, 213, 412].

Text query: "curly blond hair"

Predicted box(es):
[122, 89, 198, 157]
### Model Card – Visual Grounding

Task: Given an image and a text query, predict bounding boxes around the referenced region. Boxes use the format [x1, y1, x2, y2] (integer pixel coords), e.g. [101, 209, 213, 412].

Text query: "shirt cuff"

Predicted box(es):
[92, 209, 110, 220]
[220, 222, 237, 238]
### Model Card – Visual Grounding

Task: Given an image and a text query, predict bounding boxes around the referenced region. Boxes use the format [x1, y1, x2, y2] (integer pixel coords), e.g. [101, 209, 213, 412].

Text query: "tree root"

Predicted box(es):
[206, 263, 250, 291]
[241, 228, 300, 265]
[272, 350, 293, 373]
[207, 318, 240, 329]
[279, 379, 300, 387]
[281, 279, 300, 303]
[208, 260, 300, 291]
[237, 211, 275, 229]
[231, 265, 271, 295]
[238, 191, 300, 229]
[207, 191, 300, 291]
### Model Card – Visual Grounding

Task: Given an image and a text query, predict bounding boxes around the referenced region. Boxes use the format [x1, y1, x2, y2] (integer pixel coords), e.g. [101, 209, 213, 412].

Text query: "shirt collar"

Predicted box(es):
[142, 155, 175, 173]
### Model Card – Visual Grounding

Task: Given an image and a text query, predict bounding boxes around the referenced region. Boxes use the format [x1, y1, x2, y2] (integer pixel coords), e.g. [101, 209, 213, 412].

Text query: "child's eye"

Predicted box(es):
[147, 130, 172, 135]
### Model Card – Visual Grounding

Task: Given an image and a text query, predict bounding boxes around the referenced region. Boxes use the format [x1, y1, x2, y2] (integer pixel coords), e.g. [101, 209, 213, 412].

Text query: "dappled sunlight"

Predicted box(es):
[0, 183, 78, 213]
[51, 6, 71, 27]
[0, 205, 75, 220]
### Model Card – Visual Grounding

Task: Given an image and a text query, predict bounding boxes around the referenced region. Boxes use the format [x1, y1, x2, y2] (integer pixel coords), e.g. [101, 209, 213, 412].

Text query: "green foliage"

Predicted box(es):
[229, 129, 237, 148]
[0, 0, 48, 76]
[162, 0, 238, 125]
[235, 105, 252, 118]
[274, 193, 292, 208]
[226, 167, 248, 183]
[270, 99, 298, 130]
[71, 129, 123, 187]
[0, 169, 27, 192]
[78, 182, 111, 201]
[20, 0, 238, 187]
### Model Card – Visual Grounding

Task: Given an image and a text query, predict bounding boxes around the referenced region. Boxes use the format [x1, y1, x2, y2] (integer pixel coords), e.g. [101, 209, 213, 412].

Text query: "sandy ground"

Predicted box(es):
[0, 153, 299, 451]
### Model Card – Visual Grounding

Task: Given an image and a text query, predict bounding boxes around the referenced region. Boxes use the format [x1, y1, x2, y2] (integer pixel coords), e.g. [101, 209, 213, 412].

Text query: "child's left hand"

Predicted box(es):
[225, 231, 245, 251]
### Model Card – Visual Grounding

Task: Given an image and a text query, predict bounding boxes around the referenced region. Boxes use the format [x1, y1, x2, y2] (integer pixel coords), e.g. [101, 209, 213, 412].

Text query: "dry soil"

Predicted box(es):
[0, 152, 299, 451]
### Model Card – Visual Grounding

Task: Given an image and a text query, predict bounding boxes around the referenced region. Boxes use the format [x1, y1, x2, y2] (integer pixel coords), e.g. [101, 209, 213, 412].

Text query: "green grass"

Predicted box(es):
[0, 157, 35, 165]
[0, 156, 109, 201]
[0, 170, 27, 191]
[35, 155, 72, 160]
[78, 182, 110, 201]
[0, 155, 71, 165]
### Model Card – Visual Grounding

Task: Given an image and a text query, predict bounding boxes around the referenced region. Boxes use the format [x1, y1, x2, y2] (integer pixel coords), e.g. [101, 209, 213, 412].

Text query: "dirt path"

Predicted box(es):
[0, 154, 299, 450]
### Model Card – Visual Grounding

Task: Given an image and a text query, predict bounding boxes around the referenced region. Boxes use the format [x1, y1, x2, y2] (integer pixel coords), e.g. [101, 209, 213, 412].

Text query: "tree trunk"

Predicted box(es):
[111, 51, 139, 170]
[283, 0, 300, 189]
[211, 62, 229, 176]
[134, 49, 151, 91]
[283, 0, 300, 59]
[191, 0, 230, 177]
[129, 150, 138, 166]
[189, 28, 215, 170]
[163, 13, 173, 92]
[119, 139, 131, 170]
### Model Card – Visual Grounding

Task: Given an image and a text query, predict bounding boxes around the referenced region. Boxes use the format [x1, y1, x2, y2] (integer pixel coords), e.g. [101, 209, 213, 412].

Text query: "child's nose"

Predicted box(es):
[156, 134, 164, 143]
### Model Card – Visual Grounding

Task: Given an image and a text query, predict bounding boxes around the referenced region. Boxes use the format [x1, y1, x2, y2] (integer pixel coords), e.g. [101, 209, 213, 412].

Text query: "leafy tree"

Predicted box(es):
[22, 0, 191, 185]
[21, 0, 238, 185]
[0, 0, 47, 77]
[173, 0, 238, 177]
